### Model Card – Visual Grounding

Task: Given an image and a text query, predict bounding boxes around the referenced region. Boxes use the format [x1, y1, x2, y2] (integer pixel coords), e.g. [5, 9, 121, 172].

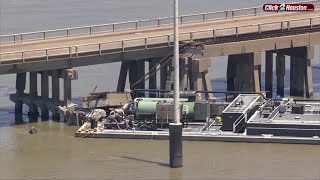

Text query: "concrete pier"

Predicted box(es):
[265, 51, 274, 98]
[179, 57, 188, 91]
[149, 59, 157, 97]
[136, 60, 145, 91]
[305, 46, 314, 98]
[28, 72, 39, 121]
[288, 46, 314, 98]
[51, 70, 60, 121]
[160, 60, 168, 91]
[276, 52, 285, 97]
[14, 72, 26, 122]
[117, 61, 130, 92]
[227, 55, 236, 92]
[40, 71, 49, 120]
[228, 52, 261, 92]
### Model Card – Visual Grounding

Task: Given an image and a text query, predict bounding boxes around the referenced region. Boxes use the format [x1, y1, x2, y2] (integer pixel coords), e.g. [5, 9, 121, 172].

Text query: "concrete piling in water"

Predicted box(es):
[40, 71, 49, 120]
[15, 72, 26, 122]
[51, 69, 60, 121]
[63, 71, 72, 105]
[265, 51, 274, 98]
[276, 52, 285, 97]
[28, 72, 39, 121]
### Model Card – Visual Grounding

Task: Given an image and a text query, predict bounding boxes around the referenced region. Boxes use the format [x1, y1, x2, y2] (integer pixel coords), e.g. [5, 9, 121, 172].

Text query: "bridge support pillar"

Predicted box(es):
[190, 57, 213, 99]
[305, 46, 314, 98]
[149, 59, 157, 97]
[179, 57, 188, 91]
[51, 70, 60, 121]
[62, 69, 78, 105]
[253, 52, 261, 93]
[231, 52, 261, 93]
[288, 46, 314, 98]
[265, 51, 274, 98]
[14, 72, 26, 123]
[128, 60, 146, 97]
[276, 52, 285, 97]
[117, 61, 130, 92]
[40, 71, 49, 120]
[137, 60, 145, 90]
[28, 72, 39, 121]
[290, 56, 305, 97]
[160, 59, 168, 92]
[227, 55, 237, 92]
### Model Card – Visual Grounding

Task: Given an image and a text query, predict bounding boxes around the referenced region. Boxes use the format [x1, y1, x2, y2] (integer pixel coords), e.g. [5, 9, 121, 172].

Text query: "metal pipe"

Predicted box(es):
[169, 0, 183, 169]
[173, 0, 180, 125]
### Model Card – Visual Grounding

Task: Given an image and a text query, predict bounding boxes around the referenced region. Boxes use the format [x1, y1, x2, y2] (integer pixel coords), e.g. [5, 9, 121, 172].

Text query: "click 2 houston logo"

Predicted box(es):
[263, 3, 315, 12]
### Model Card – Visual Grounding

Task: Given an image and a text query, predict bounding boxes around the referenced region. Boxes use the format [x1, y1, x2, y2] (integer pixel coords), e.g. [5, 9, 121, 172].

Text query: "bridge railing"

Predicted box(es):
[0, 0, 319, 44]
[1, 15, 319, 64]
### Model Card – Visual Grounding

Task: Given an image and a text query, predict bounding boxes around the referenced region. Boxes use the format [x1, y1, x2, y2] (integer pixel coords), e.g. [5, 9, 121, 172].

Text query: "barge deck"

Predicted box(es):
[75, 122, 320, 145]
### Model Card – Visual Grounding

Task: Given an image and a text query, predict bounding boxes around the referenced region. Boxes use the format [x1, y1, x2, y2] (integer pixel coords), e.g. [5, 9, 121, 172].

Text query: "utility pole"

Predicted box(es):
[169, 0, 183, 168]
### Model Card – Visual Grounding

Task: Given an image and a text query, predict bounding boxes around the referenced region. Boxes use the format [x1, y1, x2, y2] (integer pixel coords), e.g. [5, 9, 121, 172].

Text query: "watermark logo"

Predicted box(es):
[263, 3, 315, 12]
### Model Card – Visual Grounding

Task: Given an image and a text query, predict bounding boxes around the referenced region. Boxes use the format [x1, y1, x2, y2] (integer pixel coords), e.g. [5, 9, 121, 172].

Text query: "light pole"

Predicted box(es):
[169, 0, 183, 168]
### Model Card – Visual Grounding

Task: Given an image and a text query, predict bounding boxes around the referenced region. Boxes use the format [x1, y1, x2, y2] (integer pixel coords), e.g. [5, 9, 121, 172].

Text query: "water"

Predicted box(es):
[0, 0, 320, 179]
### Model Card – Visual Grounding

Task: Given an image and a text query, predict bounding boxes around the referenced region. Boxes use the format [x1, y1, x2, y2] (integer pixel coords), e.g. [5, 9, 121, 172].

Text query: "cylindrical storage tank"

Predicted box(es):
[136, 98, 188, 102]
[135, 98, 189, 116]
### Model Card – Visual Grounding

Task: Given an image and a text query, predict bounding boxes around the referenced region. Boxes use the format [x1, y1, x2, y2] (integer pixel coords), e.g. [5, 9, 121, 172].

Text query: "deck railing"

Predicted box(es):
[0, 0, 318, 44]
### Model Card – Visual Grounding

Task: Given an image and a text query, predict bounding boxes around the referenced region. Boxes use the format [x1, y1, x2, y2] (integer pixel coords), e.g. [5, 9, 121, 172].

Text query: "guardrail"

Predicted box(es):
[0, 0, 319, 44]
[1, 16, 320, 64]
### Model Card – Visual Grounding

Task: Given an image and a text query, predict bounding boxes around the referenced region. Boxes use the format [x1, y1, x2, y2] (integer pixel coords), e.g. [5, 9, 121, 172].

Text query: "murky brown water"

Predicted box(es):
[1, 0, 320, 179]
[1, 121, 320, 179]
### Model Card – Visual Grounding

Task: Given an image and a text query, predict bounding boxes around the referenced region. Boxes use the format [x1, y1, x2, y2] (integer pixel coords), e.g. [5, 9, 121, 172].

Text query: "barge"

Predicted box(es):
[60, 90, 320, 145]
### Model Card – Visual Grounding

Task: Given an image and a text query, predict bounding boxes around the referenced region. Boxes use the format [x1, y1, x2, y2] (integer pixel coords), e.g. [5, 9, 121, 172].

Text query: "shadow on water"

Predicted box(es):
[120, 155, 170, 167]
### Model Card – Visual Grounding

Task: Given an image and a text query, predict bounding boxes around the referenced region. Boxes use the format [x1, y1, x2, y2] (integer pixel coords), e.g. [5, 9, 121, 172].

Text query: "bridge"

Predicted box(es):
[1, 0, 320, 122]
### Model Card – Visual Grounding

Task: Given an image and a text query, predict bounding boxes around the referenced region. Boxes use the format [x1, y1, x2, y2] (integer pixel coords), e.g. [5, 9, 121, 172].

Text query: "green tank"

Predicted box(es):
[135, 98, 188, 115]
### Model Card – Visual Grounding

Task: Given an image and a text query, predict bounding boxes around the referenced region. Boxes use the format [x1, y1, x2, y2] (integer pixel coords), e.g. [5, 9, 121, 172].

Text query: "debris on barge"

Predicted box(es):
[58, 90, 320, 144]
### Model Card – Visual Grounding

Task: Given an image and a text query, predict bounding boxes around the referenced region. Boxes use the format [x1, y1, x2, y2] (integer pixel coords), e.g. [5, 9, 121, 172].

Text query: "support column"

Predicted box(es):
[149, 59, 157, 97]
[165, 58, 174, 91]
[160, 60, 168, 91]
[305, 46, 314, 98]
[179, 57, 188, 91]
[41, 71, 49, 120]
[28, 72, 39, 121]
[253, 52, 261, 92]
[51, 70, 60, 121]
[64, 74, 72, 105]
[265, 51, 273, 98]
[234, 53, 255, 92]
[227, 55, 237, 91]
[117, 61, 129, 92]
[202, 69, 213, 99]
[129, 61, 138, 89]
[276, 52, 285, 97]
[15, 72, 26, 123]
[290, 56, 305, 97]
